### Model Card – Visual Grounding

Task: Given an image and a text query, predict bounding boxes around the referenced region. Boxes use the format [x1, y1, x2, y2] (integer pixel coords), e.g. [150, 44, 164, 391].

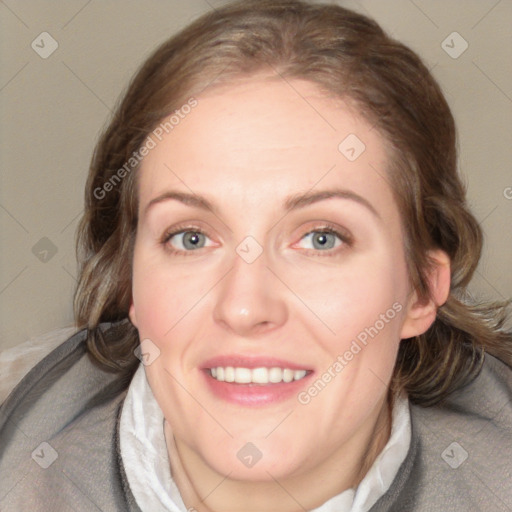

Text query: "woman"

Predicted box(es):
[1, 1, 511, 510]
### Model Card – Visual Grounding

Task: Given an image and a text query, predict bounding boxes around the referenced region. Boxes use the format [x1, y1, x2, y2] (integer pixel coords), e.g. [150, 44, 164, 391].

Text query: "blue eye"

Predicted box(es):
[298, 228, 345, 252]
[162, 228, 212, 253]
[161, 223, 352, 257]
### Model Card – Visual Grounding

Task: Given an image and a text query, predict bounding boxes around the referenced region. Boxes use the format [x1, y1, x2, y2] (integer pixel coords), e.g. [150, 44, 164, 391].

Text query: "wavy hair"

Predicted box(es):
[74, 0, 511, 405]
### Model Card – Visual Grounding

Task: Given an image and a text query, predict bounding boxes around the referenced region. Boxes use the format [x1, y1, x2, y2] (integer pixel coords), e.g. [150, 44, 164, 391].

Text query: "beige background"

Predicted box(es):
[1, 0, 511, 351]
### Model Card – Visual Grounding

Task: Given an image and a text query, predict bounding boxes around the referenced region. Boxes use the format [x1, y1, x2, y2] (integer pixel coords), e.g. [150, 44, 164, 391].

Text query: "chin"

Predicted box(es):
[198, 434, 311, 482]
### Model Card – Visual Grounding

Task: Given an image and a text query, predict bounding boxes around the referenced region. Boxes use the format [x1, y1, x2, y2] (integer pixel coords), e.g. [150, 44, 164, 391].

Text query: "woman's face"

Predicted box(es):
[130, 76, 414, 482]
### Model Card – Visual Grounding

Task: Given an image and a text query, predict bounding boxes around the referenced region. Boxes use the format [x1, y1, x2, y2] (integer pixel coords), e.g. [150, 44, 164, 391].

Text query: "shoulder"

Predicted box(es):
[0, 326, 139, 511]
[412, 353, 512, 450]
[0, 326, 77, 404]
[393, 354, 512, 511]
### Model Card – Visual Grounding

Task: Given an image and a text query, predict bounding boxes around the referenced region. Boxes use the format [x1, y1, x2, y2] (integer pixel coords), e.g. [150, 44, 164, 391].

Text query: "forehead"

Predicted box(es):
[137, 76, 396, 221]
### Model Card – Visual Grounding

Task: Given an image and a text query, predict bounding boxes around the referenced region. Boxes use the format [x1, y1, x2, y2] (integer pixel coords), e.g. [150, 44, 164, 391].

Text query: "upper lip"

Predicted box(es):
[202, 355, 312, 371]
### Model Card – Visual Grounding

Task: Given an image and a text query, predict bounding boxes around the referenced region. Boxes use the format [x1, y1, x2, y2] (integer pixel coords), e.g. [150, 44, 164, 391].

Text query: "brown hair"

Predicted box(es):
[74, 0, 511, 405]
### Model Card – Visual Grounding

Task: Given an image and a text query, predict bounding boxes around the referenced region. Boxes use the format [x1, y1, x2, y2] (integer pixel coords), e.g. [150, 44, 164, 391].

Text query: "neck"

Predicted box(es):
[164, 392, 392, 512]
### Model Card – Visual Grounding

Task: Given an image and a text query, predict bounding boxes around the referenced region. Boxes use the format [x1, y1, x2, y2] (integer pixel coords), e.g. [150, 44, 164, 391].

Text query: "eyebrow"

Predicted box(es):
[284, 189, 380, 218]
[143, 188, 380, 219]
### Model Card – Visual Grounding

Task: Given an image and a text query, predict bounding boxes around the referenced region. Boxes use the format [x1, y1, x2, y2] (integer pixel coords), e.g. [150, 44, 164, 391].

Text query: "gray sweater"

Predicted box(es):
[0, 328, 511, 511]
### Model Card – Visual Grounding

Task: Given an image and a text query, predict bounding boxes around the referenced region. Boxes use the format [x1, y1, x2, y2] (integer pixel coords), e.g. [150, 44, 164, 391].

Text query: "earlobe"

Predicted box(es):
[400, 250, 451, 340]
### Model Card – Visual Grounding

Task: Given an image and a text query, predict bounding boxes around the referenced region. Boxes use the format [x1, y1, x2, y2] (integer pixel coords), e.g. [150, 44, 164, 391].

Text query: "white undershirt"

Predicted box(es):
[120, 363, 411, 512]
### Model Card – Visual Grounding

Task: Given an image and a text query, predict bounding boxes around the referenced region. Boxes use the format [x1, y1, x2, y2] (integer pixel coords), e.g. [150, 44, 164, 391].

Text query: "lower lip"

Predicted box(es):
[203, 371, 313, 406]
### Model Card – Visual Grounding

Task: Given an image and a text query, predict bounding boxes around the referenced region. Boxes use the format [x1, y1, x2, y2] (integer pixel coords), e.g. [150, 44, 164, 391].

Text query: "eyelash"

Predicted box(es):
[160, 224, 212, 257]
[160, 222, 353, 257]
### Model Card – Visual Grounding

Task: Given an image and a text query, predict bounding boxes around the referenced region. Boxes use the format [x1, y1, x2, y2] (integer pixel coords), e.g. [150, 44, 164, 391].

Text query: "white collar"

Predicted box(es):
[120, 364, 411, 512]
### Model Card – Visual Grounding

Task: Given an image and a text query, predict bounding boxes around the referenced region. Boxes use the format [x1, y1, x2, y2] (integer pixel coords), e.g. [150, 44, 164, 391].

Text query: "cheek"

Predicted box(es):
[131, 248, 208, 340]
[295, 261, 404, 432]
[132, 269, 171, 338]
[131, 261, 202, 395]
[290, 251, 406, 347]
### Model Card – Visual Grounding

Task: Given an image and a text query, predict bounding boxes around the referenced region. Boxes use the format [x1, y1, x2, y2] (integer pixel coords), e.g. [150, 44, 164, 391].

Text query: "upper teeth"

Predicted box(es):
[210, 367, 307, 384]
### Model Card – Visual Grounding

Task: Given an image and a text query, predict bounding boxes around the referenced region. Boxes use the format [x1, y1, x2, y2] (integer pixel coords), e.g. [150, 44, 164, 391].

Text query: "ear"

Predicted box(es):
[400, 249, 451, 340]
[129, 301, 138, 328]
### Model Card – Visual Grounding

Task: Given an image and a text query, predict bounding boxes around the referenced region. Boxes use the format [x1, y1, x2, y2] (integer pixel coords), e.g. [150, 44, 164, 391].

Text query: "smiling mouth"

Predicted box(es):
[208, 366, 311, 385]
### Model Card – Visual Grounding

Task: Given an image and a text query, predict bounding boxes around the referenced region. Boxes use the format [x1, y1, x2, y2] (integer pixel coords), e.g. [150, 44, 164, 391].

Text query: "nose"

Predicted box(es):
[212, 246, 288, 337]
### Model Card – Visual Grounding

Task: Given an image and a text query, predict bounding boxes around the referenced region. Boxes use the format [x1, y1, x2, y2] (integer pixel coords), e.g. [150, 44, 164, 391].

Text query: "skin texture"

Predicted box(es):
[129, 75, 450, 512]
